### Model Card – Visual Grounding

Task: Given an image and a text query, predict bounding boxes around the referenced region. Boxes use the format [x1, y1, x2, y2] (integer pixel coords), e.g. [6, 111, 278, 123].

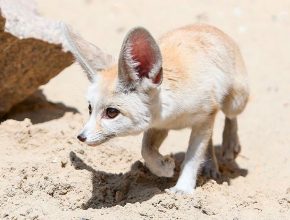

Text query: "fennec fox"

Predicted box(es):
[63, 24, 249, 194]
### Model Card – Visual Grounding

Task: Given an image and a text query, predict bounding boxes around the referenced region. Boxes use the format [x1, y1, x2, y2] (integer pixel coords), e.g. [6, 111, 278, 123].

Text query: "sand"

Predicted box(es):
[0, 0, 289, 219]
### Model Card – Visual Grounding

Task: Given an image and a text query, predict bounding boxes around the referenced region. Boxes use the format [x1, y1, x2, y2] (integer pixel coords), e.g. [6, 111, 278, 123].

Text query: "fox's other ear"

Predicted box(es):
[118, 27, 162, 89]
[62, 24, 114, 82]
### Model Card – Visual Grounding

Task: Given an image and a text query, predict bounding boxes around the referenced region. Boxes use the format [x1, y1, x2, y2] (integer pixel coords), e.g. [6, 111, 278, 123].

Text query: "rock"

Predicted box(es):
[77, 149, 85, 155]
[61, 159, 68, 168]
[115, 190, 125, 202]
[0, 0, 73, 117]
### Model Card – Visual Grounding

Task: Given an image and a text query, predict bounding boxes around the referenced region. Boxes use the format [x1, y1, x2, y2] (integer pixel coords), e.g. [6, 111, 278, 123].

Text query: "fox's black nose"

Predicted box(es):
[77, 134, 87, 142]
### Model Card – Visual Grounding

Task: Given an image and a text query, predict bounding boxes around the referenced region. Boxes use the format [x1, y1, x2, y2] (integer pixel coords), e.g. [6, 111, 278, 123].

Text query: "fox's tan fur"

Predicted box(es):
[64, 23, 249, 194]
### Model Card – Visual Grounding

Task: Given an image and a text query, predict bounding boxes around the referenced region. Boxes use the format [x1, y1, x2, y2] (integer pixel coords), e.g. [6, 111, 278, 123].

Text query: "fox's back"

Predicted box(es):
[159, 24, 242, 76]
[158, 24, 247, 107]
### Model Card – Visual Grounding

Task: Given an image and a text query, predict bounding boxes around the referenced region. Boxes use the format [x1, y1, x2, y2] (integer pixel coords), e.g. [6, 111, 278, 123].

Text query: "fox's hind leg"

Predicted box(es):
[221, 89, 248, 161]
[203, 136, 221, 179]
[221, 71, 249, 161]
[221, 117, 241, 161]
[141, 129, 175, 177]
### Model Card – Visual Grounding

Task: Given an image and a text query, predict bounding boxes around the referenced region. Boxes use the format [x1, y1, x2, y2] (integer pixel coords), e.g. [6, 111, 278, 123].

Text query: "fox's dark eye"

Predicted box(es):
[105, 108, 119, 119]
[88, 104, 92, 115]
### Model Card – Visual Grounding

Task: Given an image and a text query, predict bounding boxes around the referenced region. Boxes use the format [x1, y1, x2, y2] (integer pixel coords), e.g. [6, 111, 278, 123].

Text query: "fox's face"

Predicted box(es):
[63, 25, 163, 146]
[79, 69, 154, 145]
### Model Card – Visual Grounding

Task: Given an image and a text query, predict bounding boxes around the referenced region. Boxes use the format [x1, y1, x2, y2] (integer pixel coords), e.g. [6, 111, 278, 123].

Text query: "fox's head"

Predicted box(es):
[63, 25, 163, 146]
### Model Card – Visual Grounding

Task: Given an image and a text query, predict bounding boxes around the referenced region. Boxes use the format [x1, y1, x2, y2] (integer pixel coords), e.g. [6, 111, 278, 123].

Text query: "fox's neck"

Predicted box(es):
[147, 86, 176, 129]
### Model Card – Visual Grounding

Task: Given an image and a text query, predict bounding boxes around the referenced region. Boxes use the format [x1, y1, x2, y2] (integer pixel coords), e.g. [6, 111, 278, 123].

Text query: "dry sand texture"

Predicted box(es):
[1, 0, 290, 219]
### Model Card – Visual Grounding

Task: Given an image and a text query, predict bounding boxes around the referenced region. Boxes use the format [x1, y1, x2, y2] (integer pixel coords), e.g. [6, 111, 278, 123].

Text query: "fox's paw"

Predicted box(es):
[165, 186, 194, 195]
[221, 136, 241, 162]
[202, 160, 221, 180]
[146, 155, 175, 178]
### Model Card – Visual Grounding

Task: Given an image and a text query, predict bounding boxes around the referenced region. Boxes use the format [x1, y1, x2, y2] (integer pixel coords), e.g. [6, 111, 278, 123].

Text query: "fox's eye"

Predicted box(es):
[105, 108, 119, 119]
[88, 104, 92, 115]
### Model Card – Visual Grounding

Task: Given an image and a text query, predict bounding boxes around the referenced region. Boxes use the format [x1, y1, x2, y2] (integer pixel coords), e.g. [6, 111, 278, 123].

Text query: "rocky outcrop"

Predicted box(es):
[0, 0, 73, 117]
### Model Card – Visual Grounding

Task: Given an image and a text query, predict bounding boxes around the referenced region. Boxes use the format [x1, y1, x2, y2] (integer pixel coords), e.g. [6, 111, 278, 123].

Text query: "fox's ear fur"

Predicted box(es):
[118, 27, 162, 89]
[62, 24, 114, 82]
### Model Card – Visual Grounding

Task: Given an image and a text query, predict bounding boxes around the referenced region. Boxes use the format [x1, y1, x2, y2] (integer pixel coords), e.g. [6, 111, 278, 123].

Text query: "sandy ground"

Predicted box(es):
[1, 0, 290, 219]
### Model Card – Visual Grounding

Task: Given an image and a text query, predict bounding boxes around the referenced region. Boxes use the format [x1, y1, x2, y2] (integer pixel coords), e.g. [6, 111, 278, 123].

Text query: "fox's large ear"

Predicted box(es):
[62, 24, 114, 82]
[118, 27, 162, 89]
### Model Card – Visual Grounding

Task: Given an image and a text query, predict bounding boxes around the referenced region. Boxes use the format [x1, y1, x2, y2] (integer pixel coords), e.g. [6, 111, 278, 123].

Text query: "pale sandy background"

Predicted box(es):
[0, 0, 289, 219]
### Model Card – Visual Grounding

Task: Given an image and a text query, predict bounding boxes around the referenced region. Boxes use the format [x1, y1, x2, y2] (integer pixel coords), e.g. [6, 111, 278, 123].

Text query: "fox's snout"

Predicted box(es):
[76, 126, 112, 146]
[77, 133, 87, 142]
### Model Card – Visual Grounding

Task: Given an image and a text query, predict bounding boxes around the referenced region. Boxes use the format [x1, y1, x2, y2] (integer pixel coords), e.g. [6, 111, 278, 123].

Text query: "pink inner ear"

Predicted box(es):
[130, 32, 156, 78]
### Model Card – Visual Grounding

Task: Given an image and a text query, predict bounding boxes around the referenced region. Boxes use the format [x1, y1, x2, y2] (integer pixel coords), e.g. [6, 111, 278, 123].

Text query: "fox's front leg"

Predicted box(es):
[141, 129, 175, 177]
[167, 119, 214, 194]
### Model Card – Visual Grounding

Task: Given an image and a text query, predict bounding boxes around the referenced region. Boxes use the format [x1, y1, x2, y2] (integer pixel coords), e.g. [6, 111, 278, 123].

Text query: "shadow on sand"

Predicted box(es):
[69, 145, 248, 209]
[1, 90, 78, 124]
